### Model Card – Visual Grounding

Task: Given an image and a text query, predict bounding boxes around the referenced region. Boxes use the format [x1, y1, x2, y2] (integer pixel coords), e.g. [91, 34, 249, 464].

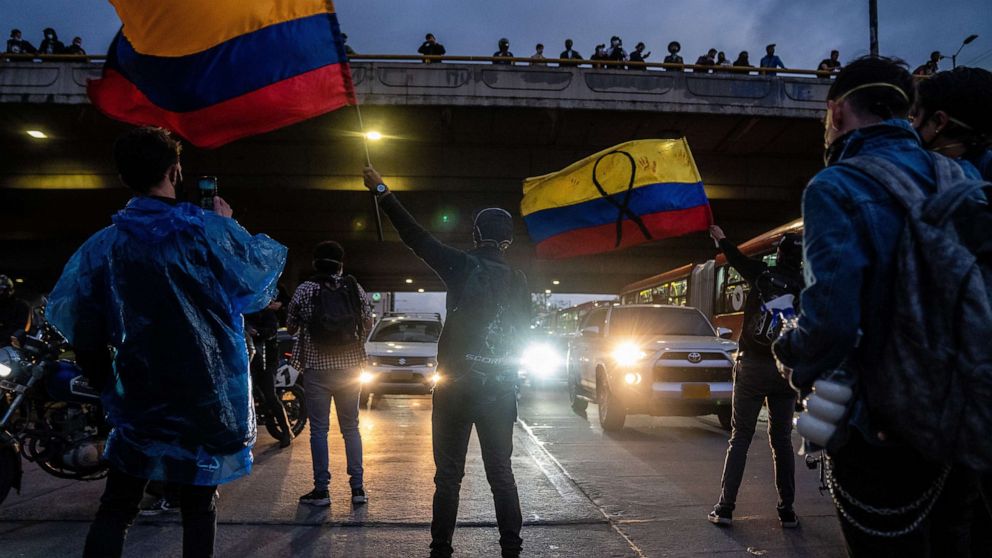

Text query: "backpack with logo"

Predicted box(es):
[838, 154, 992, 471]
[745, 269, 803, 347]
[307, 275, 363, 351]
[441, 256, 528, 378]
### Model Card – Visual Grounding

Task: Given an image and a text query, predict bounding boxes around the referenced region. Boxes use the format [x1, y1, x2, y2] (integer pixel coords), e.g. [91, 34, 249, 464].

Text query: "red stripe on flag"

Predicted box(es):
[533, 205, 712, 260]
[88, 64, 356, 148]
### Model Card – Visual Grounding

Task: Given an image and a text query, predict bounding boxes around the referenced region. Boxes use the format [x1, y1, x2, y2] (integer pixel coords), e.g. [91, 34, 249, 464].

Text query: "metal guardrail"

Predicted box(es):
[1, 52, 841, 78]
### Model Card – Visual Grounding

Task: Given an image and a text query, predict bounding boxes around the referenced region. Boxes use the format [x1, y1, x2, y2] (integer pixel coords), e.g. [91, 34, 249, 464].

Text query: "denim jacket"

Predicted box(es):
[773, 120, 979, 406]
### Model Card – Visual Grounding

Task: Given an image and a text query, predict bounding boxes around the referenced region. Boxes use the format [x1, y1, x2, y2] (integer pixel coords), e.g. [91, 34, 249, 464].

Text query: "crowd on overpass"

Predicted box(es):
[5, 27, 85, 55]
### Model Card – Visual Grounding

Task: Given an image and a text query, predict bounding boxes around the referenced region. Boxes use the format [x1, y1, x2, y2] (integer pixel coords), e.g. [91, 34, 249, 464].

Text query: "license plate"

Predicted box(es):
[387, 372, 415, 381]
[681, 384, 711, 399]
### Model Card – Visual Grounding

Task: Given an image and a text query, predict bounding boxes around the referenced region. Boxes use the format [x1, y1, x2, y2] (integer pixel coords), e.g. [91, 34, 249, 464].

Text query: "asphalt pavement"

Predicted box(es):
[0, 384, 846, 557]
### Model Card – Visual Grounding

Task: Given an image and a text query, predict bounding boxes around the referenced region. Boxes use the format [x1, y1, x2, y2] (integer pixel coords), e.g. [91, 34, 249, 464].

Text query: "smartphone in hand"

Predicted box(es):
[197, 176, 218, 210]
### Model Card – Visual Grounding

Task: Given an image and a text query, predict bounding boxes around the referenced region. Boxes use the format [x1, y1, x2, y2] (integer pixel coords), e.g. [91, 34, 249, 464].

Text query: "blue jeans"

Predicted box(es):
[304, 368, 364, 490]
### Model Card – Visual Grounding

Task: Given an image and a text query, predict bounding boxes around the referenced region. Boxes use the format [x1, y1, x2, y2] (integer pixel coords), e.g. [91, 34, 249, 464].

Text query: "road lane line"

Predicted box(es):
[517, 418, 649, 558]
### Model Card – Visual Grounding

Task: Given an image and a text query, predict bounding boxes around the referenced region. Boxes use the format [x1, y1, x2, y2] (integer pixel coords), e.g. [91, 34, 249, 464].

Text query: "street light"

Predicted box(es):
[365, 130, 383, 141]
[949, 34, 979, 69]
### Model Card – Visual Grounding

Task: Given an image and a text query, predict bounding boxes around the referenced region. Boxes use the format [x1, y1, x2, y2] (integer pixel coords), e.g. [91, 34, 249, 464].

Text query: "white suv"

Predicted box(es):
[362, 313, 442, 407]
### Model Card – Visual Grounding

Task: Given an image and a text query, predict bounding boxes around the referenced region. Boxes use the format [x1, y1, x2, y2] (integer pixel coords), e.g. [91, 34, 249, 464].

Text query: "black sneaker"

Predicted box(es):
[139, 497, 179, 516]
[299, 489, 330, 507]
[707, 505, 732, 526]
[778, 507, 799, 529]
[351, 487, 368, 505]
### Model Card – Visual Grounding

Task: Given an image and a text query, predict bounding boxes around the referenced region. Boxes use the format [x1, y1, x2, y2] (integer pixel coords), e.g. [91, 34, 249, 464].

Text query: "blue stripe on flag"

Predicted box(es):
[110, 13, 344, 112]
[523, 181, 708, 244]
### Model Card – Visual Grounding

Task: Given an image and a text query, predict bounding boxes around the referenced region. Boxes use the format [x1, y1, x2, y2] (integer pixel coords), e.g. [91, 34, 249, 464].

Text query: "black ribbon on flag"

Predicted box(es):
[591, 150, 653, 248]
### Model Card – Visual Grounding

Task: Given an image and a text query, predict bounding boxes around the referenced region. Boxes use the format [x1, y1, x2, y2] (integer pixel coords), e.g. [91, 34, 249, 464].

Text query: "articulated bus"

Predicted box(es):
[618, 219, 804, 341]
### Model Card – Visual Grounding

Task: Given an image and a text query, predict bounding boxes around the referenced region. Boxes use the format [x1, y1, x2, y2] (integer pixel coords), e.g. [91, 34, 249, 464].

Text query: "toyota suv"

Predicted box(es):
[566, 304, 737, 431]
[362, 313, 442, 407]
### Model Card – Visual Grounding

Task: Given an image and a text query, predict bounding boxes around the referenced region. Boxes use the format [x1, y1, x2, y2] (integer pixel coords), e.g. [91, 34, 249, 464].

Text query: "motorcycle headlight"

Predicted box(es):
[0, 346, 23, 379]
[611, 343, 647, 367]
[521, 343, 562, 378]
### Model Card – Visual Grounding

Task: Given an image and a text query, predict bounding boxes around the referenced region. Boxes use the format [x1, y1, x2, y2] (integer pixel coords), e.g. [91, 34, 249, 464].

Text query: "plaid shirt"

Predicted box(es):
[287, 277, 372, 371]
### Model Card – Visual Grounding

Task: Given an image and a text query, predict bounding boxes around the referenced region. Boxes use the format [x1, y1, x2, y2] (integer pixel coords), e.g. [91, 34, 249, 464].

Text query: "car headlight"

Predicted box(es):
[431, 372, 441, 384]
[521, 343, 562, 378]
[359, 371, 375, 384]
[611, 343, 647, 367]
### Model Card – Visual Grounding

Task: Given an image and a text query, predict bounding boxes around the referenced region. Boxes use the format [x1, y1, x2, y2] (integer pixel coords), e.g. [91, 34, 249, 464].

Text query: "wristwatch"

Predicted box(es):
[374, 183, 389, 195]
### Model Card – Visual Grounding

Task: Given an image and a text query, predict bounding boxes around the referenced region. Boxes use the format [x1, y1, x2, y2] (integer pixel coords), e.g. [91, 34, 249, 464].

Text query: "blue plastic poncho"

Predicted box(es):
[48, 197, 287, 486]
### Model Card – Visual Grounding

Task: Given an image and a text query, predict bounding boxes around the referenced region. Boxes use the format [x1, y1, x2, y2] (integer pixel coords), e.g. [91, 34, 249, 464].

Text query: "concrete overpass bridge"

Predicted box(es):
[0, 59, 828, 295]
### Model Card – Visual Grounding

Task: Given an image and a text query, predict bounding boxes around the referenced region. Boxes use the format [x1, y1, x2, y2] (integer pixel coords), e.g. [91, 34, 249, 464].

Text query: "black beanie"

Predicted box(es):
[313, 241, 344, 273]
[473, 208, 513, 247]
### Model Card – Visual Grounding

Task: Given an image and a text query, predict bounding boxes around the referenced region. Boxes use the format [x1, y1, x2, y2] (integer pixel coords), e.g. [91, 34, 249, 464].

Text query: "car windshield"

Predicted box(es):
[608, 307, 715, 337]
[371, 320, 441, 343]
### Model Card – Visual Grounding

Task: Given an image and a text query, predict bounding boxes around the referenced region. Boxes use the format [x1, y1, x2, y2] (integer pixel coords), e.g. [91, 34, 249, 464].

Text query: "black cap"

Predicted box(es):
[313, 241, 345, 273]
[473, 208, 513, 249]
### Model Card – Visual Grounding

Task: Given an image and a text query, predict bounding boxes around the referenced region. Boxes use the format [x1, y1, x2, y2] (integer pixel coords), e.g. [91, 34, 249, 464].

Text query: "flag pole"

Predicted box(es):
[354, 104, 384, 242]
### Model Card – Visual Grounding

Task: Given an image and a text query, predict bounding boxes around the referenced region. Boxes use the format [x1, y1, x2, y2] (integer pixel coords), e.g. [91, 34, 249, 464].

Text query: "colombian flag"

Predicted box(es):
[88, 0, 356, 148]
[522, 139, 712, 259]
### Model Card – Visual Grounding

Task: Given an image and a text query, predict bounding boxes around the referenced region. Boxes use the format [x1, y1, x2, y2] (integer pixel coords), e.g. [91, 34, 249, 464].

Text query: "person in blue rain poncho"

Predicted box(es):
[46, 127, 287, 558]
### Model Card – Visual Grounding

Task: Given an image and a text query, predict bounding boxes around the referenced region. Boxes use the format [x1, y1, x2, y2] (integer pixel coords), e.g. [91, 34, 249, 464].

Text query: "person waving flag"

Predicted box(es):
[89, 0, 356, 148]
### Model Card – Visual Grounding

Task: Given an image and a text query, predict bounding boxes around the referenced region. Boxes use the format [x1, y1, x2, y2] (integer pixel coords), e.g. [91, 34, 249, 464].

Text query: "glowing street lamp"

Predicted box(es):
[365, 130, 383, 141]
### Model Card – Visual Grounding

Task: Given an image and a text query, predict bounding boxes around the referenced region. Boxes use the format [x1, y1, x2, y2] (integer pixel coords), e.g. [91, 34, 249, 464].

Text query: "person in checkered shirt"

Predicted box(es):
[287, 241, 373, 507]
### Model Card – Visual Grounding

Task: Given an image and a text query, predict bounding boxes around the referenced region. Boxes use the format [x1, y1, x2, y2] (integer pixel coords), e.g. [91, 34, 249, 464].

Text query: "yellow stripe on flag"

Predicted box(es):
[110, 0, 335, 57]
[521, 139, 702, 217]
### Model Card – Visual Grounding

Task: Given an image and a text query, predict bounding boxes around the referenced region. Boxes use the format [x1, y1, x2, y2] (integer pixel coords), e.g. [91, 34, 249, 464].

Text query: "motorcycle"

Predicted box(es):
[0, 321, 108, 505]
[251, 330, 307, 440]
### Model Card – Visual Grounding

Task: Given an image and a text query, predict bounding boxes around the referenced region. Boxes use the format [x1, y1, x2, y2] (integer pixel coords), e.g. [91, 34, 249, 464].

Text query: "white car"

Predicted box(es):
[567, 304, 738, 431]
[362, 313, 442, 407]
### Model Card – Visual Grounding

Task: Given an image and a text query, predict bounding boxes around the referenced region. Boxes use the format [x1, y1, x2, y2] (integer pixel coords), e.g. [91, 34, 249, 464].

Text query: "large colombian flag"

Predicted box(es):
[88, 0, 355, 148]
[522, 139, 712, 259]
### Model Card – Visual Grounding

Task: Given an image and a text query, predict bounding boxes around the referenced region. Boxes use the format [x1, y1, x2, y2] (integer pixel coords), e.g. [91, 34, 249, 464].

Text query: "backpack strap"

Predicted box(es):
[922, 154, 991, 226]
[836, 155, 928, 214]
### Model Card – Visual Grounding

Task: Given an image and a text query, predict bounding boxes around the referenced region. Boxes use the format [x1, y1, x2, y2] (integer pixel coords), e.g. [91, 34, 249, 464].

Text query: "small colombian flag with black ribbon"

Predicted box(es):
[88, 0, 356, 148]
[521, 139, 712, 259]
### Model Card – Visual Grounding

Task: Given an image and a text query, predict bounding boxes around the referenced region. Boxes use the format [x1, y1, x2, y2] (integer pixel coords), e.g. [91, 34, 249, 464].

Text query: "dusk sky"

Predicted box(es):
[2, 1, 990, 71]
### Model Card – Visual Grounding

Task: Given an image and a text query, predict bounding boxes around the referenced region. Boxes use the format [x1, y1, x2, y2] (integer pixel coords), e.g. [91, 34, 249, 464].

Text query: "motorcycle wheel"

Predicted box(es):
[266, 385, 308, 439]
[0, 444, 20, 505]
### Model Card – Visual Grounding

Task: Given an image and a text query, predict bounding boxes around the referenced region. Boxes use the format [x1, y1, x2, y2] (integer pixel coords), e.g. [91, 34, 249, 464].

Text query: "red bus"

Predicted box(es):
[618, 218, 804, 342]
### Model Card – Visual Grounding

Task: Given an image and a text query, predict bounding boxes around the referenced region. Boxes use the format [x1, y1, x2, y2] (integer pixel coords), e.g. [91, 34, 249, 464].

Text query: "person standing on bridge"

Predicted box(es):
[418, 33, 446, 62]
[559, 39, 583, 67]
[707, 225, 803, 530]
[493, 37, 514, 65]
[663, 41, 684, 70]
[759, 44, 786, 75]
[5, 29, 35, 55]
[363, 166, 530, 558]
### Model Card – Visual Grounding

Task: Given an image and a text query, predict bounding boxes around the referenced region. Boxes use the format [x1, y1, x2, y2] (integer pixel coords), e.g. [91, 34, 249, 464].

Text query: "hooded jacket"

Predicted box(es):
[48, 196, 287, 485]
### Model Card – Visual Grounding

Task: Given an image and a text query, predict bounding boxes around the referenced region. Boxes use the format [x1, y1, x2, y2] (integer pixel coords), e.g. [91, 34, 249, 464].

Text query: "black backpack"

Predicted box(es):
[838, 154, 992, 471]
[745, 270, 803, 347]
[442, 256, 528, 374]
[307, 276, 363, 350]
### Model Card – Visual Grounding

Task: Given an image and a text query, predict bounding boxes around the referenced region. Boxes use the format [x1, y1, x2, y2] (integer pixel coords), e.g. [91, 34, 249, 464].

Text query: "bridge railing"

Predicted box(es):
[1, 52, 839, 78]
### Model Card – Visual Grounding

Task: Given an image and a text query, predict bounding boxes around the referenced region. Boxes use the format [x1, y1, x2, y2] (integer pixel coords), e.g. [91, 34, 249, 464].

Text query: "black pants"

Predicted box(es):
[829, 430, 980, 557]
[718, 356, 797, 511]
[430, 378, 522, 558]
[251, 336, 292, 439]
[83, 468, 218, 558]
